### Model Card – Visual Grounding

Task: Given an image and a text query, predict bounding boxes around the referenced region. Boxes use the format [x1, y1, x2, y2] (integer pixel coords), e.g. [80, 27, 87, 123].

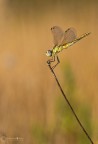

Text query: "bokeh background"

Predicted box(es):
[0, 0, 97, 143]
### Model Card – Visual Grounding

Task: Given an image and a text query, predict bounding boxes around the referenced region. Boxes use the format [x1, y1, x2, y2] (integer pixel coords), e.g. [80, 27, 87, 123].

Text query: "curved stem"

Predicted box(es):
[47, 62, 94, 144]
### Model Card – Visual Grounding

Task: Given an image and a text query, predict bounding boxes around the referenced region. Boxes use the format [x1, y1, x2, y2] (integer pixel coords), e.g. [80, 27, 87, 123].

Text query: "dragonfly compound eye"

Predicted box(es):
[46, 50, 52, 57]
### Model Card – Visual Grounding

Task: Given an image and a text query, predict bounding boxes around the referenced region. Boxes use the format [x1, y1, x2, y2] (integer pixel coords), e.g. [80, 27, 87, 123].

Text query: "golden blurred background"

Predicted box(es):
[0, 0, 97, 143]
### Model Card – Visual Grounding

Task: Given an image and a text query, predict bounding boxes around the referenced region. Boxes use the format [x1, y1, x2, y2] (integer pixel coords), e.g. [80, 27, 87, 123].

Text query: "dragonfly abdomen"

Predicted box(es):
[62, 32, 91, 49]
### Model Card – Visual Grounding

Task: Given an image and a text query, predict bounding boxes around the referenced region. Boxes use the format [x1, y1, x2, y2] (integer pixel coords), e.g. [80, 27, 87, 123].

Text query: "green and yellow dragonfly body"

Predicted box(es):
[46, 26, 91, 69]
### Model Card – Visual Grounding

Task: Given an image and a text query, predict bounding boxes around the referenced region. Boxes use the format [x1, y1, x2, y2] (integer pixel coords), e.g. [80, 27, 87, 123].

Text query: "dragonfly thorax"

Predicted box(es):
[46, 50, 52, 57]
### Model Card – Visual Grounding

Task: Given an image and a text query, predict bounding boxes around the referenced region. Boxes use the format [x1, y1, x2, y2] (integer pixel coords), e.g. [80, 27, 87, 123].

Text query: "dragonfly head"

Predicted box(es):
[46, 50, 52, 57]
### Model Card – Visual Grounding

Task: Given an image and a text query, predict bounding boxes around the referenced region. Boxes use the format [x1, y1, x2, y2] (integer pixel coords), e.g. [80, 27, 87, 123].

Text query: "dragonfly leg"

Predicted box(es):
[47, 56, 55, 65]
[52, 55, 60, 69]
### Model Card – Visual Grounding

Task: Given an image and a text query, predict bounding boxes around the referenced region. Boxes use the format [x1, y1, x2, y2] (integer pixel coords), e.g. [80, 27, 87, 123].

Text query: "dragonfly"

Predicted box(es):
[46, 26, 91, 69]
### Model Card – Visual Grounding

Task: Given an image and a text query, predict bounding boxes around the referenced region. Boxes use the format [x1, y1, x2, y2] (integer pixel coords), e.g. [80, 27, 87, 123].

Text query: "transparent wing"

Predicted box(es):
[61, 27, 77, 45]
[51, 26, 77, 46]
[51, 26, 64, 46]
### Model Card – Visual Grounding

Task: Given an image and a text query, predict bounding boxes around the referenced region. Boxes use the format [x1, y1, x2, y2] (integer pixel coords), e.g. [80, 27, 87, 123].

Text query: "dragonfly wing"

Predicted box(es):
[51, 26, 64, 46]
[61, 27, 77, 45]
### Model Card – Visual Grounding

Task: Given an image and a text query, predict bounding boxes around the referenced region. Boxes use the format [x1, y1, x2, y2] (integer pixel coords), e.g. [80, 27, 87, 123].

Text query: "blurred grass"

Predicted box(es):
[55, 63, 93, 144]
[32, 63, 93, 144]
[5, 0, 98, 19]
